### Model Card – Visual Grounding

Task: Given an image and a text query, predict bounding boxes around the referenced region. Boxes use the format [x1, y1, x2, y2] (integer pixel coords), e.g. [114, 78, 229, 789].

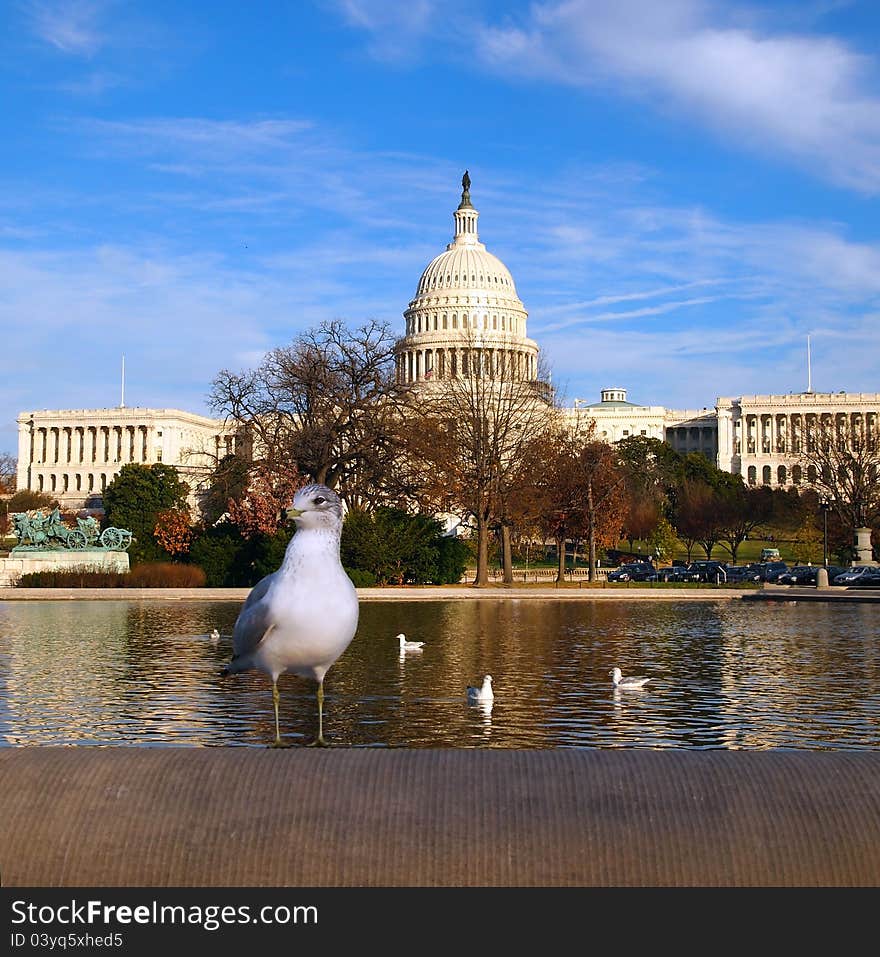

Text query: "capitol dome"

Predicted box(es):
[396, 172, 540, 385]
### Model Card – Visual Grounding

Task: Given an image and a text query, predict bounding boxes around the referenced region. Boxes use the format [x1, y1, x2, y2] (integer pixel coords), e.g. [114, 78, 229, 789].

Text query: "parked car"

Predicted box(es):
[722, 564, 757, 583]
[835, 566, 880, 586]
[777, 565, 819, 586]
[759, 561, 789, 583]
[684, 560, 728, 583]
[740, 563, 766, 583]
[760, 548, 782, 562]
[656, 565, 690, 582]
[847, 567, 880, 587]
[607, 562, 658, 582]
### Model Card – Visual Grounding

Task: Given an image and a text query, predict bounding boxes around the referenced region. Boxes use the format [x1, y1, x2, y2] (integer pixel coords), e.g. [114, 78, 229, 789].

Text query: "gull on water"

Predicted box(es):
[610, 667, 651, 690]
[221, 484, 359, 747]
[210, 628, 220, 644]
[397, 633, 424, 653]
[467, 675, 494, 703]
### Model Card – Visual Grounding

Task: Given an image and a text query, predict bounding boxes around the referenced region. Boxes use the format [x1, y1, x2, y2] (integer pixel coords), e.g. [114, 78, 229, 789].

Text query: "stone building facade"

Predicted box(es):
[716, 391, 880, 488]
[16, 407, 237, 512]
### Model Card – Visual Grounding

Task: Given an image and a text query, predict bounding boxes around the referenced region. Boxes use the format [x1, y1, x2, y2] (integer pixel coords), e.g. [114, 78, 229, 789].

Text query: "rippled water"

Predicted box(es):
[0, 598, 878, 749]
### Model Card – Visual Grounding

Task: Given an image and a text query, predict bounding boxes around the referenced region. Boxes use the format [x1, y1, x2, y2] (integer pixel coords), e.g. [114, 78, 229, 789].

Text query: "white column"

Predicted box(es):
[17, 418, 32, 491]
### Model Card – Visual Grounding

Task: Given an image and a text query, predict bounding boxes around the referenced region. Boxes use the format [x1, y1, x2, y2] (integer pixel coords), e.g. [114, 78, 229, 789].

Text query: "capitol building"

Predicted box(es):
[14, 174, 879, 512]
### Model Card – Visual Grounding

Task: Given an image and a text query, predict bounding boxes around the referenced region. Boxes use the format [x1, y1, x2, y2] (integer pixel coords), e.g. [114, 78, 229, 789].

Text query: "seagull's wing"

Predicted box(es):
[232, 571, 278, 658]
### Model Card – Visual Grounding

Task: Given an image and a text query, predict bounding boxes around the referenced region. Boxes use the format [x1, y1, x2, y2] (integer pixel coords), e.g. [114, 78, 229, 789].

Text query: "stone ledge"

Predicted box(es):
[1, 749, 878, 887]
[0, 550, 130, 587]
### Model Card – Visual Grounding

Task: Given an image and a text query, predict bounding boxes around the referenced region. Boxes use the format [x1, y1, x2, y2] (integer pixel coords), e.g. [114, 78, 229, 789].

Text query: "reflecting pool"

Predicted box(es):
[1, 598, 878, 749]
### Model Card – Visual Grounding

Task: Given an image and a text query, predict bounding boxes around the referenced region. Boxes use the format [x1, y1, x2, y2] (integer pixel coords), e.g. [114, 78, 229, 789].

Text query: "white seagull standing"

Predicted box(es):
[221, 484, 359, 747]
[467, 675, 494, 703]
[397, 633, 424, 654]
[610, 667, 651, 690]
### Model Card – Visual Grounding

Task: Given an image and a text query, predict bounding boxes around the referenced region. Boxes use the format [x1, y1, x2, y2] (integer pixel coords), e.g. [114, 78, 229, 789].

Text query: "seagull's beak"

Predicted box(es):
[283, 508, 304, 521]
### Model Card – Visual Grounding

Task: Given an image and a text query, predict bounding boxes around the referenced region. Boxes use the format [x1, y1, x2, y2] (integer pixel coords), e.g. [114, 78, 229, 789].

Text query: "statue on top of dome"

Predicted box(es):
[459, 170, 473, 209]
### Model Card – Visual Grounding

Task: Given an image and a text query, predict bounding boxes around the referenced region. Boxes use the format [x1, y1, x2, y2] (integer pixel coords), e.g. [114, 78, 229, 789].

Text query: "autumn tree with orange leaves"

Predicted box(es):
[226, 463, 302, 539]
[154, 508, 194, 557]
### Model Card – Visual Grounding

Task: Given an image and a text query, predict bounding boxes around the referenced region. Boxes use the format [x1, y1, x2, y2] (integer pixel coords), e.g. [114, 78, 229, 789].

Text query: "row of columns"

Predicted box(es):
[666, 425, 718, 456]
[736, 411, 878, 456]
[406, 313, 525, 336]
[398, 347, 537, 384]
[746, 464, 821, 487]
[34, 472, 109, 495]
[31, 425, 153, 467]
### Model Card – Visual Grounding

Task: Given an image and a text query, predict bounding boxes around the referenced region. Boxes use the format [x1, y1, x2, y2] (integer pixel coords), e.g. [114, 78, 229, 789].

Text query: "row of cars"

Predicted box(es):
[606, 560, 880, 586]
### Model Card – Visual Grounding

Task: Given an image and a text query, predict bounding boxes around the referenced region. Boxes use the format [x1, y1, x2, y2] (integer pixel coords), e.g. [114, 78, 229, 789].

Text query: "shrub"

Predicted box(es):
[127, 563, 206, 588]
[345, 567, 377, 588]
[434, 535, 469, 584]
[188, 524, 245, 587]
[17, 562, 206, 588]
[341, 507, 465, 585]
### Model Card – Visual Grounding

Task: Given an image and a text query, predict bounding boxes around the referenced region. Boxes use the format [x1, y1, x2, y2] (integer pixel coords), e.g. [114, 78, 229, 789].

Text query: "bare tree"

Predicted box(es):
[0, 453, 16, 494]
[210, 319, 409, 508]
[402, 332, 556, 586]
[800, 419, 880, 534]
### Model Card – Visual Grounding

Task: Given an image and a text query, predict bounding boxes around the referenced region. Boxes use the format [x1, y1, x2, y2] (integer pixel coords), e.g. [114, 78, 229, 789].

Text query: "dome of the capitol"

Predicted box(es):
[396, 172, 540, 385]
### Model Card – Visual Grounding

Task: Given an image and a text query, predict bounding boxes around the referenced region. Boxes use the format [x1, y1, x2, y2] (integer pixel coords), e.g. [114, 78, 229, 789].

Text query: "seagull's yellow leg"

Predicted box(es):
[268, 679, 289, 748]
[307, 679, 329, 747]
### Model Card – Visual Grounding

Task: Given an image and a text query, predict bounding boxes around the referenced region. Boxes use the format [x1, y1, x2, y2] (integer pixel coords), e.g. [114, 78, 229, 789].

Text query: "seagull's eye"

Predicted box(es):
[314, 496, 326, 505]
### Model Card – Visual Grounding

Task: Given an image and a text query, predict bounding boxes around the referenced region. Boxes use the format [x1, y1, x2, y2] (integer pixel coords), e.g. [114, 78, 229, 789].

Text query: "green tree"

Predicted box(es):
[6, 489, 58, 512]
[646, 516, 680, 563]
[103, 464, 190, 564]
[717, 484, 774, 564]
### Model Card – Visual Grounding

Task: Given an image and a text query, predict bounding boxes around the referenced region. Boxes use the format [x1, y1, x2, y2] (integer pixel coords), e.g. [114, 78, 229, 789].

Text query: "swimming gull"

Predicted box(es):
[610, 667, 651, 690]
[467, 675, 494, 703]
[210, 628, 220, 644]
[221, 484, 359, 747]
[397, 633, 424, 653]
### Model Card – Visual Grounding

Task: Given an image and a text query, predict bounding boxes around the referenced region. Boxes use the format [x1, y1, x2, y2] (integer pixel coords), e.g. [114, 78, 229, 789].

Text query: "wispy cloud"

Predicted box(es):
[331, 0, 456, 62]
[24, 0, 108, 57]
[475, 0, 880, 192]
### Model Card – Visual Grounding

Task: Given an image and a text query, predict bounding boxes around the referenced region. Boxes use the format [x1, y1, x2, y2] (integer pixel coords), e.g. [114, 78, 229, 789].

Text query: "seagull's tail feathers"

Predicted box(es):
[220, 654, 247, 678]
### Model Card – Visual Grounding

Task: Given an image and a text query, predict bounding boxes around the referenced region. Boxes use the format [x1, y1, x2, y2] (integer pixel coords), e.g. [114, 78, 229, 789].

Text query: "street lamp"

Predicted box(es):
[819, 498, 831, 567]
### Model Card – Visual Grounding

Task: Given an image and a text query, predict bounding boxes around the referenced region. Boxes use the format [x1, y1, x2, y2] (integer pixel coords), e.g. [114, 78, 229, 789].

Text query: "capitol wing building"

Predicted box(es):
[15, 407, 238, 512]
[12, 174, 879, 512]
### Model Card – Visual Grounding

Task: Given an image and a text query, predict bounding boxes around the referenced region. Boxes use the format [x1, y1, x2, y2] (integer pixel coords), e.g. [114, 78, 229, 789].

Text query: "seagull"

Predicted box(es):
[610, 667, 651, 690]
[221, 484, 359, 747]
[210, 628, 220, 644]
[397, 633, 424, 653]
[467, 675, 494, 703]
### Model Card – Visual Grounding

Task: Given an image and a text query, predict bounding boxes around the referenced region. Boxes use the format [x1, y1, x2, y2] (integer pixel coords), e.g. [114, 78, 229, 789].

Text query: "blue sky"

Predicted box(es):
[2, 0, 880, 457]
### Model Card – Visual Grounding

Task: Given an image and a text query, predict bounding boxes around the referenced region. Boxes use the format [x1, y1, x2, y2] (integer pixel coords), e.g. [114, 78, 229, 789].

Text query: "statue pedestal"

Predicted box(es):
[854, 528, 876, 566]
[0, 549, 130, 587]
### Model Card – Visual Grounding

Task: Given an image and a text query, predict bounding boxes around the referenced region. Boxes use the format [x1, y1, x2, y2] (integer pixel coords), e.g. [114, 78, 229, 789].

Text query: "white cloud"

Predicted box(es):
[330, 0, 449, 61]
[475, 0, 880, 192]
[25, 0, 107, 57]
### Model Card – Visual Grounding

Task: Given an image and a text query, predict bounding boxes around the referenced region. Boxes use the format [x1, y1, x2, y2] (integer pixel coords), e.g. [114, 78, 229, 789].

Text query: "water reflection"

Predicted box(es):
[0, 599, 878, 749]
